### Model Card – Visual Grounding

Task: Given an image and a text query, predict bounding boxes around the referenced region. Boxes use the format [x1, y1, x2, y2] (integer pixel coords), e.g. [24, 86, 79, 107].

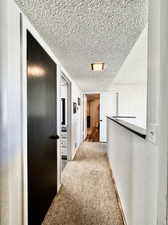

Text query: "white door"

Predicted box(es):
[99, 92, 117, 142]
[82, 94, 87, 140]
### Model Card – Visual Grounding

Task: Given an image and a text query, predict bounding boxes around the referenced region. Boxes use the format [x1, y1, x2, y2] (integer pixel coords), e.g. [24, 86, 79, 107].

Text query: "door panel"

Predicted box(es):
[100, 92, 117, 142]
[27, 31, 57, 225]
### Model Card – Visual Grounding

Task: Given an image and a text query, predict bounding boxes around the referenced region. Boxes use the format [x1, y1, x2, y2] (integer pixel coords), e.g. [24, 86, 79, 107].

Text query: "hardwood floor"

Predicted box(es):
[86, 127, 99, 142]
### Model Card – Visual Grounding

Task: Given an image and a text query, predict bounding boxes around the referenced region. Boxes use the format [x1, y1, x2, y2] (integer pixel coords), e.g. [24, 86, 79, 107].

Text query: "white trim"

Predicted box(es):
[60, 72, 72, 161]
[72, 147, 79, 160]
[84, 92, 100, 140]
[82, 94, 87, 141]
[20, 13, 62, 225]
[20, 14, 28, 225]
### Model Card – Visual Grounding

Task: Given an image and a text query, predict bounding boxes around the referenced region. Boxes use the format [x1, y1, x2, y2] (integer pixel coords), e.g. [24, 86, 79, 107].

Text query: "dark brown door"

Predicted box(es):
[27, 31, 57, 225]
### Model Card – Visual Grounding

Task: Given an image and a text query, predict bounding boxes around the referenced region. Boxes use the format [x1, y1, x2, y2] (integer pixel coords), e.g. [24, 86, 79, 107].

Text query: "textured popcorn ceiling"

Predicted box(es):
[15, 0, 147, 91]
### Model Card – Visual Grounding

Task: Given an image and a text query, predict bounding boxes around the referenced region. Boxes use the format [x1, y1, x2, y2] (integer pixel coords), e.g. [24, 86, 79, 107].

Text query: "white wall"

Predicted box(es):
[107, 120, 158, 225]
[83, 94, 87, 140]
[107, 26, 148, 128]
[0, 1, 22, 225]
[156, 0, 168, 224]
[107, 0, 167, 225]
[60, 84, 68, 98]
[110, 84, 147, 128]
[99, 92, 117, 142]
[70, 80, 82, 158]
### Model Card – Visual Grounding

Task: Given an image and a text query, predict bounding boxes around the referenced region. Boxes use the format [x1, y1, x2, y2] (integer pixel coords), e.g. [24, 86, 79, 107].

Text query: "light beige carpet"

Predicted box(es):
[42, 142, 124, 225]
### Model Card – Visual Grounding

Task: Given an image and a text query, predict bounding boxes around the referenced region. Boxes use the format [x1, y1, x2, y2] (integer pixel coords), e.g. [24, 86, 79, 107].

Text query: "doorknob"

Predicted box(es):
[50, 135, 60, 140]
[100, 120, 103, 122]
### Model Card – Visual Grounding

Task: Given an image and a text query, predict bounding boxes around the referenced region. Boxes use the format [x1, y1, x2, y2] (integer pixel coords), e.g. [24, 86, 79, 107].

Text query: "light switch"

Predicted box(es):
[148, 123, 159, 145]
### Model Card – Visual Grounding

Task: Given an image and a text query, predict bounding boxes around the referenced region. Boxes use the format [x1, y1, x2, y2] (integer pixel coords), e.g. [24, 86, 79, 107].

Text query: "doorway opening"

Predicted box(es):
[60, 73, 71, 171]
[86, 94, 100, 142]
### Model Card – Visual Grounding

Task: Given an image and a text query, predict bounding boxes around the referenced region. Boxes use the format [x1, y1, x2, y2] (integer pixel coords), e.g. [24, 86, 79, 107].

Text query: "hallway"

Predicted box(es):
[42, 142, 124, 225]
[1, 1, 168, 224]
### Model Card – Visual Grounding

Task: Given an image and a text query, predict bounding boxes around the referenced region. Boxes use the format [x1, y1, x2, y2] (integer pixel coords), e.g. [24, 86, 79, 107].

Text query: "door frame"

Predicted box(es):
[83, 91, 118, 142]
[60, 72, 72, 162]
[82, 94, 87, 141]
[20, 14, 61, 225]
[84, 92, 101, 141]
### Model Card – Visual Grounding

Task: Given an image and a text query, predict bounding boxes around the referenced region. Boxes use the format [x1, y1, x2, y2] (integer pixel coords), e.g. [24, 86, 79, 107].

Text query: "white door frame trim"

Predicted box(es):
[60, 72, 72, 161]
[20, 13, 62, 225]
[84, 92, 100, 141]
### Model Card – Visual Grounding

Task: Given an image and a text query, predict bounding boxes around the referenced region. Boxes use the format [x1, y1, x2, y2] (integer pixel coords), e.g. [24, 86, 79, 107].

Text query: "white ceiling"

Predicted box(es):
[15, 0, 147, 91]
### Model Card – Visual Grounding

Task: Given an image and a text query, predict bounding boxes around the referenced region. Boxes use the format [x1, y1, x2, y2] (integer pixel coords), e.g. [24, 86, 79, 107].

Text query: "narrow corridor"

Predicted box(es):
[42, 142, 124, 225]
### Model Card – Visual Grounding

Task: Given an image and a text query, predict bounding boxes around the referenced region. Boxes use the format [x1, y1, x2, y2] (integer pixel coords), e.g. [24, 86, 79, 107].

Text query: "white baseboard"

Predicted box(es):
[71, 140, 84, 160]
[57, 183, 62, 193]
[108, 158, 128, 225]
[72, 146, 79, 160]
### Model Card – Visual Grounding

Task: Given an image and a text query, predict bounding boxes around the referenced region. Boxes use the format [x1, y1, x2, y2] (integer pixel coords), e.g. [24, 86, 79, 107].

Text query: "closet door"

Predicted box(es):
[27, 31, 58, 225]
